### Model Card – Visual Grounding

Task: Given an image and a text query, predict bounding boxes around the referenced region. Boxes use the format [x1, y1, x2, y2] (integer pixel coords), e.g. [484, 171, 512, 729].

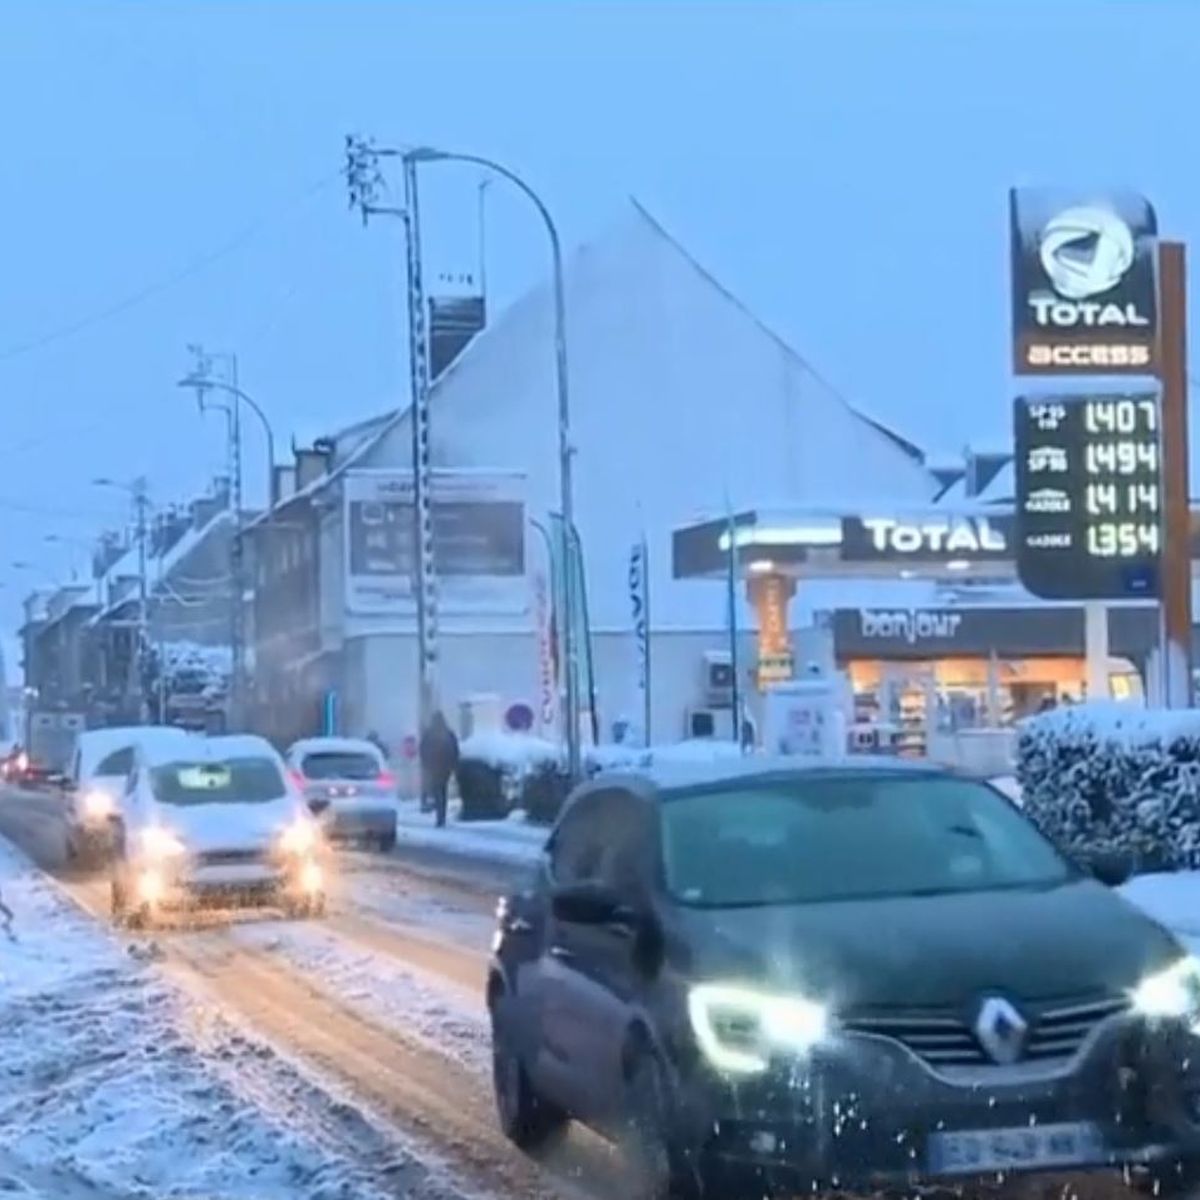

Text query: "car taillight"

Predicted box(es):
[378, 770, 396, 788]
[288, 769, 306, 789]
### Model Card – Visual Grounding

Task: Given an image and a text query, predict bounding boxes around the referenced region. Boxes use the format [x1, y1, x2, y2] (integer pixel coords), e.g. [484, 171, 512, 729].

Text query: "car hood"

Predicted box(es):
[681, 879, 1182, 1009]
[145, 795, 302, 853]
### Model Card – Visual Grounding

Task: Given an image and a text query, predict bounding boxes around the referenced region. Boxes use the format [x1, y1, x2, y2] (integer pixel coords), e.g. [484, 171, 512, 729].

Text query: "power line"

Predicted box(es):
[0, 170, 340, 367]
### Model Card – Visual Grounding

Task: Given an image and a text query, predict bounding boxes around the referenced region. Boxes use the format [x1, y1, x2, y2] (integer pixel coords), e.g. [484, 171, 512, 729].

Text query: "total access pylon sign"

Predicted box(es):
[1009, 189, 1159, 375]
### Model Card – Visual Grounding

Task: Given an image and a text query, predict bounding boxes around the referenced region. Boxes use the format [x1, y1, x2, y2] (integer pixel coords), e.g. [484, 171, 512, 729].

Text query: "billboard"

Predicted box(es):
[1013, 394, 1161, 600]
[1010, 189, 1158, 375]
[343, 470, 527, 616]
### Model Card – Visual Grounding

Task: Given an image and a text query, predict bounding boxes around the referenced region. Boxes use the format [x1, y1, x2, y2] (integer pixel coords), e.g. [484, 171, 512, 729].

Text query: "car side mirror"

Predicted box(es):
[1087, 849, 1133, 888]
[552, 880, 630, 925]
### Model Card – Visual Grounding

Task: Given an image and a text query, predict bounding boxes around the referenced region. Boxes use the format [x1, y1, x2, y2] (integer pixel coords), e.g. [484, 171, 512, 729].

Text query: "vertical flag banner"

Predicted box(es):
[629, 537, 651, 744]
[532, 567, 559, 737]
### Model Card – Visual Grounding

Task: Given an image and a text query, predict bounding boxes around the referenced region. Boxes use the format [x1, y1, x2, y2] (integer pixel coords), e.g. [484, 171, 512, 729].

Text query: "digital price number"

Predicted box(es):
[1080, 398, 1160, 561]
[1014, 394, 1162, 600]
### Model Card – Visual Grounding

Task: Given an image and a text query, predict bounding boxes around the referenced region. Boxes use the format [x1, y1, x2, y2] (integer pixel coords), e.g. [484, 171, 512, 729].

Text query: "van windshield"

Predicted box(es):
[660, 774, 1072, 908]
[151, 757, 286, 806]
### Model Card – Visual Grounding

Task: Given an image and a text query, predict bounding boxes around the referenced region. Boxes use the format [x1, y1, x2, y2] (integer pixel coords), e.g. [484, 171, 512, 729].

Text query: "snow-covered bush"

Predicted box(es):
[1018, 703, 1200, 871]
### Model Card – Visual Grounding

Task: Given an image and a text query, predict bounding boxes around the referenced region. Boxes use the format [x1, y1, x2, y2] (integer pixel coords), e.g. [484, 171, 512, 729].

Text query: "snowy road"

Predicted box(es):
[0, 786, 617, 1200]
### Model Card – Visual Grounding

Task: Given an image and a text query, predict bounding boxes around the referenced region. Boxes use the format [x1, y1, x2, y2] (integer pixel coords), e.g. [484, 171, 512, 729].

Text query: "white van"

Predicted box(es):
[110, 733, 327, 928]
[66, 726, 195, 864]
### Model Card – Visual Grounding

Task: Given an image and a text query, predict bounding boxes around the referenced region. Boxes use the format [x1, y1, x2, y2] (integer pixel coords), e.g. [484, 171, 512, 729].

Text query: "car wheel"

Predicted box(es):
[1133, 1161, 1200, 1197]
[620, 1049, 701, 1200]
[377, 829, 397, 853]
[490, 993, 567, 1152]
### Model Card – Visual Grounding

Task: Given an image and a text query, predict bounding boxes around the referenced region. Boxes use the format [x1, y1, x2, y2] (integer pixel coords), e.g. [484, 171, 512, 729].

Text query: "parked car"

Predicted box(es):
[285, 736, 398, 851]
[65, 726, 195, 865]
[488, 758, 1200, 1199]
[110, 733, 327, 928]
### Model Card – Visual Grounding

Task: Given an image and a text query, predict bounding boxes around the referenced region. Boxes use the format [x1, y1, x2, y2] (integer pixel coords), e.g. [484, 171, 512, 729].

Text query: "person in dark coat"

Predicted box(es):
[420, 711, 459, 828]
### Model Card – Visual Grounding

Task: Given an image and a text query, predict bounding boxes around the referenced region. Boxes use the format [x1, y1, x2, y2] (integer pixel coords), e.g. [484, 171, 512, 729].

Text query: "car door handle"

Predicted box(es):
[505, 917, 534, 934]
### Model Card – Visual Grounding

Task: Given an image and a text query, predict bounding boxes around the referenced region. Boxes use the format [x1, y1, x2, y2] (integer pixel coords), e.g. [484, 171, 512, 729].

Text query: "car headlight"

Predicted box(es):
[279, 817, 318, 856]
[687, 983, 831, 1075]
[1133, 957, 1200, 1025]
[139, 826, 186, 860]
[82, 789, 114, 819]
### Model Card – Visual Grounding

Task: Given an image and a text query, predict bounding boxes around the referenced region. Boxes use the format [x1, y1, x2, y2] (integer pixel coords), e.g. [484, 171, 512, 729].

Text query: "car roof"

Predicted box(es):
[288, 736, 382, 758]
[140, 733, 281, 767]
[589, 754, 948, 800]
[79, 725, 196, 772]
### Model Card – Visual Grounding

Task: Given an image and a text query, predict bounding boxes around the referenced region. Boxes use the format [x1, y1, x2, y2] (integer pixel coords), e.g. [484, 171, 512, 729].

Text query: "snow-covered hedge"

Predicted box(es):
[1017, 703, 1200, 871]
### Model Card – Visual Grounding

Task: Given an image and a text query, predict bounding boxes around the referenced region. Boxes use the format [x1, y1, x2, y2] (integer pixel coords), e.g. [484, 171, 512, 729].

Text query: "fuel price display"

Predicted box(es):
[1014, 394, 1161, 600]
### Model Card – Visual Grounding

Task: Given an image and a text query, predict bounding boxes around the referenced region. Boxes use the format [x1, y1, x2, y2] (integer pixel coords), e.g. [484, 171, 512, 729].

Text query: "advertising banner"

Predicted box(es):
[343, 469, 527, 616]
[1010, 189, 1158, 375]
[628, 537, 651, 742]
[1013, 394, 1161, 600]
[532, 568, 559, 736]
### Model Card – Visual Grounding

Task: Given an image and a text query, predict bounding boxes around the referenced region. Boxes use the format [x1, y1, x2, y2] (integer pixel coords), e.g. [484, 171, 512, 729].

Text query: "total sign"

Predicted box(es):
[1010, 189, 1158, 374]
[841, 514, 1012, 562]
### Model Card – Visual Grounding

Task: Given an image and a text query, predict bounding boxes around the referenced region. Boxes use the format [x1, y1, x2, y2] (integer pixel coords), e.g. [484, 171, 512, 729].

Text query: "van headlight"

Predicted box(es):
[279, 817, 318, 856]
[140, 826, 186, 861]
[1133, 957, 1200, 1026]
[687, 983, 831, 1075]
[82, 789, 114, 820]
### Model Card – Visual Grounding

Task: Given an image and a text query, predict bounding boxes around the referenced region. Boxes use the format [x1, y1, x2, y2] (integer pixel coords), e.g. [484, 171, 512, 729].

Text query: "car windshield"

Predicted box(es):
[660, 774, 1072, 908]
[301, 751, 380, 781]
[150, 757, 287, 806]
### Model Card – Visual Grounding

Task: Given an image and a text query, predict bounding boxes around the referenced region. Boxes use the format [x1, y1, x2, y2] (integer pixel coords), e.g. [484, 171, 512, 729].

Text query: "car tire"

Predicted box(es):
[1133, 1160, 1200, 1197]
[490, 993, 567, 1152]
[377, 829, 397, 853]
[620, 1049, 701, 1200]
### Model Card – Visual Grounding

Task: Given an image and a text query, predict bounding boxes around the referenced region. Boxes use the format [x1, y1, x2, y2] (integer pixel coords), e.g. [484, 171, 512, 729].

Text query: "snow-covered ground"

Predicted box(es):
[394, 799, 547, 866]
[0, 839, 400, 1200]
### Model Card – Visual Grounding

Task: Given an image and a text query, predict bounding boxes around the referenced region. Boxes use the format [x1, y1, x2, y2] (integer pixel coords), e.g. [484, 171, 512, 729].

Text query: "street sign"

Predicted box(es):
[1014, 394, 1161, 599]
[1010, 189, 1159, 375]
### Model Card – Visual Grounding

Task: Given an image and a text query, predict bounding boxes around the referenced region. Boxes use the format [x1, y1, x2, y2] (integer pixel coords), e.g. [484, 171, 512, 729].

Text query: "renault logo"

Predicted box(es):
[974, 997, 1029, 1065]
[1039, 206, 1135, 300]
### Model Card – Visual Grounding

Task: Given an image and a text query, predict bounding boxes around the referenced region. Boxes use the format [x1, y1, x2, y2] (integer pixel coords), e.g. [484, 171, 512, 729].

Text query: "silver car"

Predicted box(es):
[285, 737, 398, 851]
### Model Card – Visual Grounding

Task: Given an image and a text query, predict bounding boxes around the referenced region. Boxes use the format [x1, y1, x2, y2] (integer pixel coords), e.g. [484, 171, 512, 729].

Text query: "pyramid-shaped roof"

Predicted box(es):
[358, 200, 937, 627]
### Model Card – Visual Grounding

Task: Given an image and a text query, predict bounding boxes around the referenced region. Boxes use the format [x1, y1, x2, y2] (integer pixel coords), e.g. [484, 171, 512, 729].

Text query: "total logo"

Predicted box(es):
[1031, 206, 1149, 329]
[863, 516, 1007, 556]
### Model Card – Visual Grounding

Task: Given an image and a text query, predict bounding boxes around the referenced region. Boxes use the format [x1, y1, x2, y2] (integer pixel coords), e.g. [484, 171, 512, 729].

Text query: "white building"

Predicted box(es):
[252, 201, 938, 747]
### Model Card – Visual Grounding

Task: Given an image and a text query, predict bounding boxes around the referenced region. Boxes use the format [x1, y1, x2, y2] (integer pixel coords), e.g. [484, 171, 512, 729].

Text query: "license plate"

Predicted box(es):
[928, 1121, 1103, 1176]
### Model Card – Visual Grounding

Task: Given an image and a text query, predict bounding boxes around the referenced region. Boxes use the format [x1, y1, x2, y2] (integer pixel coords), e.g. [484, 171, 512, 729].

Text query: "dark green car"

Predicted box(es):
[488, 758, 1200, 1198]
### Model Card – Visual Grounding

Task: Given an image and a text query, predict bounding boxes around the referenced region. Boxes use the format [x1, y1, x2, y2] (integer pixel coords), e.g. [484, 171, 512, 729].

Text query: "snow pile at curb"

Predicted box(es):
[0, 842, 391, 1199]
[459, 731, 559, 773]
[1018, 702, 1200, 871]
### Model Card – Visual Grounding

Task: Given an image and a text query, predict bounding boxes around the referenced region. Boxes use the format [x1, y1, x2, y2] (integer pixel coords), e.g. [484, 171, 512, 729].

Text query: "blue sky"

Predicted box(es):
[1, 0, 1197, 648]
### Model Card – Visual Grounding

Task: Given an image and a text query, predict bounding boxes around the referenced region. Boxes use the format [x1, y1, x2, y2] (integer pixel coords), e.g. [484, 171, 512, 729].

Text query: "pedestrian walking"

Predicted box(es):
[419, 711, 460, 828]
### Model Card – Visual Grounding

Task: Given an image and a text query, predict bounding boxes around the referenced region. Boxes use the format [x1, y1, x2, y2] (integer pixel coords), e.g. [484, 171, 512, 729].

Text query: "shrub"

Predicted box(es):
[1017, 703, 1200, 873]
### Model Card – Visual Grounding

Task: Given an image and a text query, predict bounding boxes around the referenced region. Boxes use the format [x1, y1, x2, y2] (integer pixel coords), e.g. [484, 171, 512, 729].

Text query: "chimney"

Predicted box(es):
[428, 290, 486, 380]
[294, 444, 332, 490]
[190, 495, 221, 532]
[273, 463, 297, 503]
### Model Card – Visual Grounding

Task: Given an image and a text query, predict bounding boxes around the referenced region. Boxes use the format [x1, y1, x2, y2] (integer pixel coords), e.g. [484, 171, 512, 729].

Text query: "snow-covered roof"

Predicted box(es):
[246, 201, 938, 573]
[77, 724, 196, 776]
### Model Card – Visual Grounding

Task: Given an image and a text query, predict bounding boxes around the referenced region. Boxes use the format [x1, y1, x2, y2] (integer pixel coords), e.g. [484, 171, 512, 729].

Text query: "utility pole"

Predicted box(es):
[133, 477, 150, 723]
[346, 135, 440, 737]
[185, 345, 246, 728]
[1159, 242, 1192, 707]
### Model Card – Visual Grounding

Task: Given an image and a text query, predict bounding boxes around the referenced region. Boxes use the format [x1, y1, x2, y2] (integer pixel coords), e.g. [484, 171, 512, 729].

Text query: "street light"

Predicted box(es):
[175, 373, 277, 509]
[407, 146, 581, 779]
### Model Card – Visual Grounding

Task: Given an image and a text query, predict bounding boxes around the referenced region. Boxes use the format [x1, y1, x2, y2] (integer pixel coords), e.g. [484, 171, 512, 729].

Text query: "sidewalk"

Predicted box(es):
[394, 800, 546, 868]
